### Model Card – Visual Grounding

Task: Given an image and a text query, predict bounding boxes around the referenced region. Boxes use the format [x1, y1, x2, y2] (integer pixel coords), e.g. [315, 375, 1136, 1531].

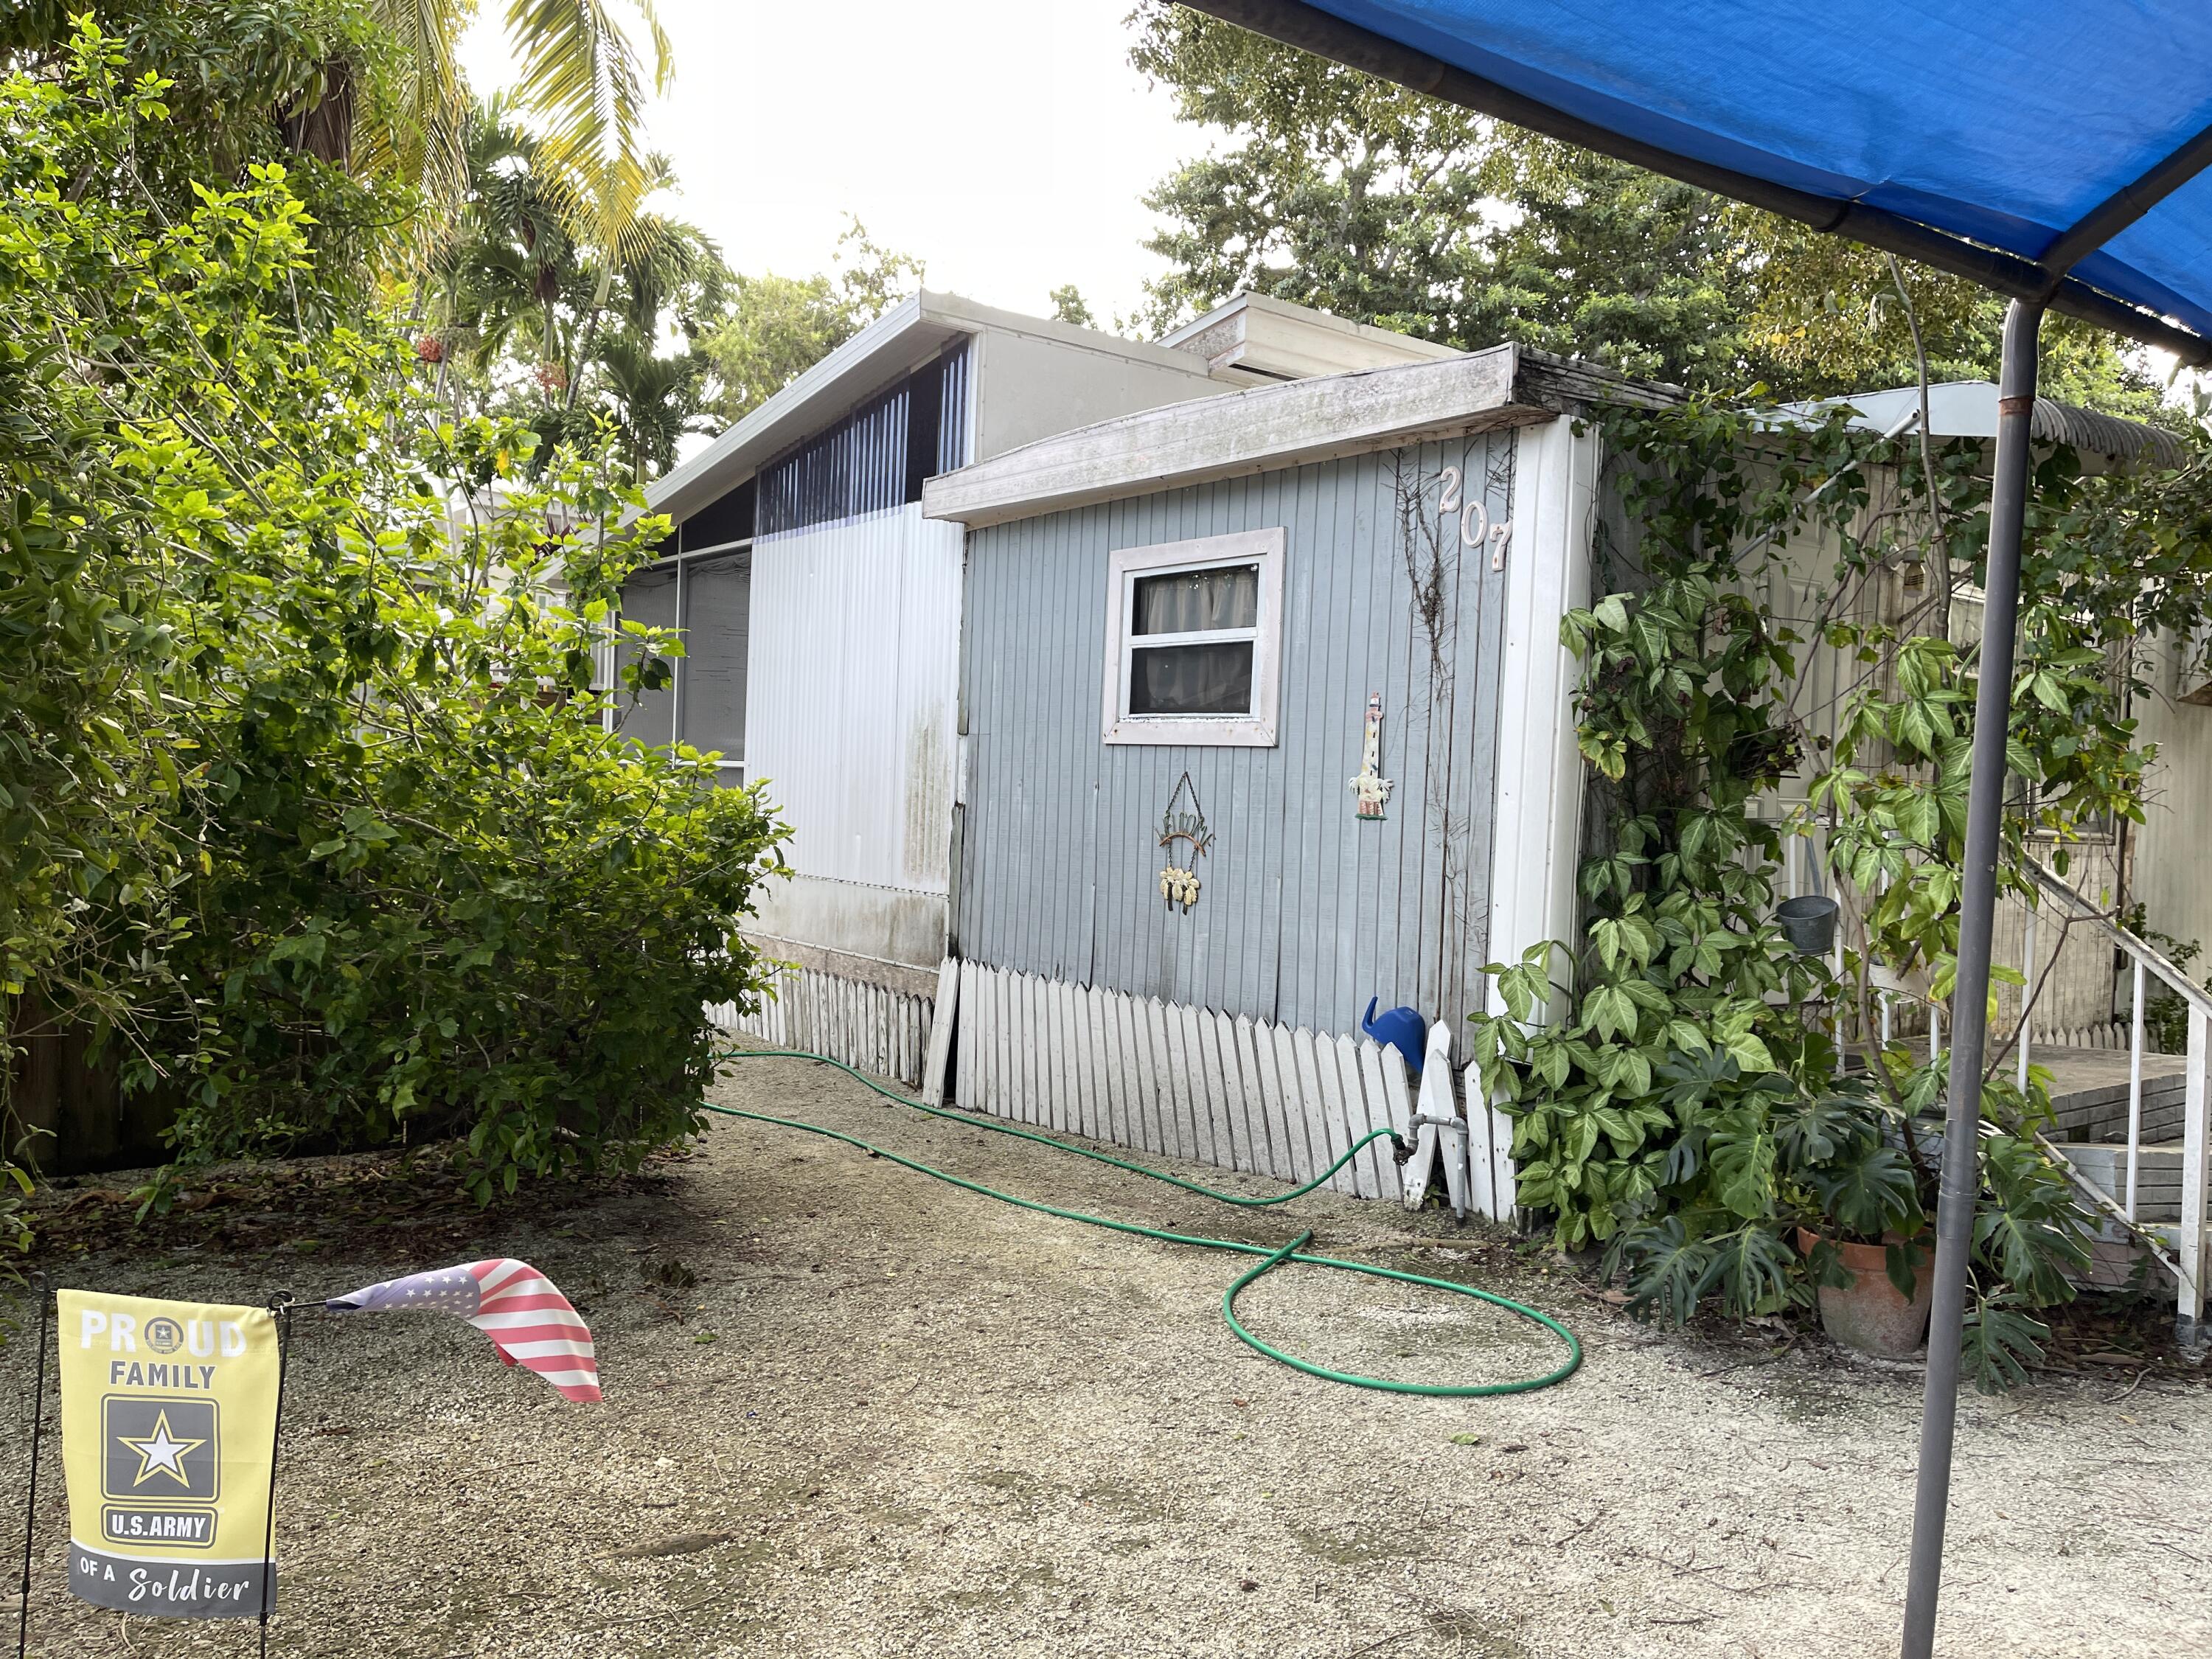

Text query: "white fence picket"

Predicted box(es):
[1357, 1041, 1397, 1202]
[1329, 1034, 1376, 1198]
[1488, 1104, 1518, 1217]
[1172, 1003, 1213, 1166]
[1230, 1016, 1275, 1179]
[1262, 1022, 1305, 1182]
[1066, 981, 1095, 1140]
[1211, 1012, 1256, 1175]
[1288, 1030, 1343, 1194]
[1042, 976, 1068, 1132]
[1119, 992, 1153, 1152]
[1125, 998, 1161, 1154]
[1090, 989, 1121, 1147]
[1197, 1009, 1239, 1169]
[1464, 1061, 1498, 1220]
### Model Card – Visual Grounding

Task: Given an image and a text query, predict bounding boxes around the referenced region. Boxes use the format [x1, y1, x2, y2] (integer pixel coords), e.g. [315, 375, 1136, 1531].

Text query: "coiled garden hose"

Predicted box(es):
[703, 1047, 1581, 1397]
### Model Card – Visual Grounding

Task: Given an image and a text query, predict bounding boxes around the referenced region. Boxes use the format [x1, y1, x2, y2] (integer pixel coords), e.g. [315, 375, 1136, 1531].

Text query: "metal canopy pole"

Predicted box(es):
[1899, 297, 2042, 1659]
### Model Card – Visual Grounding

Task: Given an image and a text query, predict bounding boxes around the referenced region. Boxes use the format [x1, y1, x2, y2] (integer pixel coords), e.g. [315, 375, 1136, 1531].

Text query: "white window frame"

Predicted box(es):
[1101, 528, 1284, 747]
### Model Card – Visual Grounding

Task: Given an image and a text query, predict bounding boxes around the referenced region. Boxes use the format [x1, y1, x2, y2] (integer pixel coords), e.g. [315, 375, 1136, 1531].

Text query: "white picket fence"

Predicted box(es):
[941, 959, 1517, 1219]
[709, 965, 934, 1088]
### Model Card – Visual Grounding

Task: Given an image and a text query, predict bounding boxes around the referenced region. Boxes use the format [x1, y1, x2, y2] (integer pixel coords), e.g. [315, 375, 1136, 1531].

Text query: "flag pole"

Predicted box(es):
[15, 1274, 47, 1659]
[258, 1292, 294, 1659]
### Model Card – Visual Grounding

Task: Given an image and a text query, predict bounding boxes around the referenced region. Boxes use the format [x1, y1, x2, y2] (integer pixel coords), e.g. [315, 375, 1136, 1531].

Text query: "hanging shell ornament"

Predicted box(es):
[1155, 772, 1214, 916]
[1159, 865, 1201, 912]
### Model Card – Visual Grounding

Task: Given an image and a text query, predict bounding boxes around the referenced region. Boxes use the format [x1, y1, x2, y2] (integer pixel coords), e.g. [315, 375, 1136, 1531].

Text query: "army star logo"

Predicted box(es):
[117, 1408, 206, 1488]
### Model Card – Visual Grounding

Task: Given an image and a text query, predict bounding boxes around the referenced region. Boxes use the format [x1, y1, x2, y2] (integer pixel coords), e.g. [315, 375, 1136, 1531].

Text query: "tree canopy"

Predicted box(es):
[1129, 3, 2177, 421]
[698, 220, 925, 426]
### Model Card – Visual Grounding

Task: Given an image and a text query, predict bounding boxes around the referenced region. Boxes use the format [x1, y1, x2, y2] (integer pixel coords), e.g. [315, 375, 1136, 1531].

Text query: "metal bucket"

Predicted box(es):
[1776, 894, 1840, 955]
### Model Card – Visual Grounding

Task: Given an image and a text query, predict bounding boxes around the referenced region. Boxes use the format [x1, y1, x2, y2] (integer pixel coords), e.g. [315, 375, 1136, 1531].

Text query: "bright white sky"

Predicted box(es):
[458, 0, 1202, 329]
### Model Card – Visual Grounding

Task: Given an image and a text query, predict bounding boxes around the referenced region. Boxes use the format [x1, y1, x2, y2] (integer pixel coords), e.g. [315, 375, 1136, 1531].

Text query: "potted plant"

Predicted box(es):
[1783, 1085, 1932, 1359]
[1566, 1043, 2097, 1383]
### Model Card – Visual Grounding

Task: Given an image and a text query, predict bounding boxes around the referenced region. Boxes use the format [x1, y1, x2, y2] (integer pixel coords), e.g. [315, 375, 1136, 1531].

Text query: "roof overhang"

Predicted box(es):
[1791, 380, 2187, 467]
[1159, 291, 1466, 383]
[645, 291, 959, 527]
[644, 291, 1228, 528]
[923, 344, 1556, 528]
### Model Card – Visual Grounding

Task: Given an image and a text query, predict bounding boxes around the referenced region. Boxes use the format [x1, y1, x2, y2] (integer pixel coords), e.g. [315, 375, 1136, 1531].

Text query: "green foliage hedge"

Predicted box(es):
[2, 21, 786, 1209]
[1470, 394, 2212, 1385]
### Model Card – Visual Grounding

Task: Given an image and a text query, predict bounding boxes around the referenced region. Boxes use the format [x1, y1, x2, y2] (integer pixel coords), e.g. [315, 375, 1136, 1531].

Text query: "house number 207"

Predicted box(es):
[1437, 466, 1513, 571]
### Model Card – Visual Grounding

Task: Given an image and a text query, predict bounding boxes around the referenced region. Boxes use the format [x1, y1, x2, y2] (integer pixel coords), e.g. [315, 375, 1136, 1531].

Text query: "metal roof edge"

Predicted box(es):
[922, 344, 1559, 528]
[644, 291, 1227, 526]
[645, 291, 939, 525]
[1787, 380, 2187, 465]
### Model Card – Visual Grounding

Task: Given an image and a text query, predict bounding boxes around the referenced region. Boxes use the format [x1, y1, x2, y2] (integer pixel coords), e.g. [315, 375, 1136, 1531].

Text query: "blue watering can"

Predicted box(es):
[1361, 998, 1427, 1074]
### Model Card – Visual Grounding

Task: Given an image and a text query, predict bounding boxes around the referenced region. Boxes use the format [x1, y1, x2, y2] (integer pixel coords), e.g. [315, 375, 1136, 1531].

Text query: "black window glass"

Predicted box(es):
[1129, 641, 1255, 716]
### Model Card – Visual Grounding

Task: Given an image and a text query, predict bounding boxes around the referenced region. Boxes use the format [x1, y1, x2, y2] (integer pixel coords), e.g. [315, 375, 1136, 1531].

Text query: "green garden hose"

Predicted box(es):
[703, 1047, 1580, 1397]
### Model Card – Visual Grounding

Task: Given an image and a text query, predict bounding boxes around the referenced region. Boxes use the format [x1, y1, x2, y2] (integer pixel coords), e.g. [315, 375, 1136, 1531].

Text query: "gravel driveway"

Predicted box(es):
[3, 1053, 2204, 1657]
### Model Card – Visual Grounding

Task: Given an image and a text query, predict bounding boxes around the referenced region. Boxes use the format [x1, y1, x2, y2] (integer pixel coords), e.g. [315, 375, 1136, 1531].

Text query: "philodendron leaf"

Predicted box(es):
[1708, 1124, 1777, 1220]
[1615, 1217, 1714, 1328]
[1961, 1296, 2049, 1394]
[1697, 1224, 1796, 1318]
[1812, 1145, 1919, 1239]
[1884, 1239, 1924, 1301]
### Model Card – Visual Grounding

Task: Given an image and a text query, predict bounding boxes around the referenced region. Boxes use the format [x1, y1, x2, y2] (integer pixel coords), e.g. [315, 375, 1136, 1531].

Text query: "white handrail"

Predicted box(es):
[2024, 860, 2207, 1338]
[2028, 860, 2212, 1016]
[2035, 1127, 2183, 1282]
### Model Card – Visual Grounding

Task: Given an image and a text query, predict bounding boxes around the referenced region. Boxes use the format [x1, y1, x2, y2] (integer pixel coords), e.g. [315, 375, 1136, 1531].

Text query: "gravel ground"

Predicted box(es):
[2, 1052, 2206, 1658]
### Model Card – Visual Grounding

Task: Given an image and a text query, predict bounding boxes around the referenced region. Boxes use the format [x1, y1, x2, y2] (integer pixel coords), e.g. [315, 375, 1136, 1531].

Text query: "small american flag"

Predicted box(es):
[324, 1258, 601, 1402]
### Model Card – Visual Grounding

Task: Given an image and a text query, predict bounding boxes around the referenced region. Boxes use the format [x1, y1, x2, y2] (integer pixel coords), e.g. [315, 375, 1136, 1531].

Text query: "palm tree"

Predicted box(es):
[431, 102, 586, 376]
[364, 0, 676, 272]
[427, 100, 728, 480]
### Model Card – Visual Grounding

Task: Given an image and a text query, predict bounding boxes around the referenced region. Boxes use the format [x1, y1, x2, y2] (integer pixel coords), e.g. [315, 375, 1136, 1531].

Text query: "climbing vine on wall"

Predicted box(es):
[1467, 389, 2212, 1387]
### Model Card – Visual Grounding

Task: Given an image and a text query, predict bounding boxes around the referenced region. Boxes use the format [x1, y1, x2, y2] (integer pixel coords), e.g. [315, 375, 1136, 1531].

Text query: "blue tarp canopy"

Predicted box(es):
[1196, 1, 2212, 360]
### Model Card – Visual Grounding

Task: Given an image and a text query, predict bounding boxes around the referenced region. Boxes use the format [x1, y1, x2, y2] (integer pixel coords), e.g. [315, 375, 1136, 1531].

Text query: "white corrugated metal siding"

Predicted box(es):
[747, 504, 964, 894]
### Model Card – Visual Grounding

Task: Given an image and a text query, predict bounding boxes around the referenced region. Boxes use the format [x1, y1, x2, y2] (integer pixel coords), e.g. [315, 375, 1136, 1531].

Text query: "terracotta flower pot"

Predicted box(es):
[1795, 1228, 1933, 1359]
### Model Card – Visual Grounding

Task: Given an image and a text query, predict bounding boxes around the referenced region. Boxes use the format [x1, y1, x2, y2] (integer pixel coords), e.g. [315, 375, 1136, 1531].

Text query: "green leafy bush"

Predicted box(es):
[1470, 393, 2210, 1383]
[147, 435, 789, 1199]
[3, 21, 786, 1205]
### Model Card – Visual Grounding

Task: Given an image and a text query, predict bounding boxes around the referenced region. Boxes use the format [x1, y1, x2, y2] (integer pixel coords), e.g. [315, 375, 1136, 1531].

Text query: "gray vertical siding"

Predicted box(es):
[957, 436, 1512, 1037]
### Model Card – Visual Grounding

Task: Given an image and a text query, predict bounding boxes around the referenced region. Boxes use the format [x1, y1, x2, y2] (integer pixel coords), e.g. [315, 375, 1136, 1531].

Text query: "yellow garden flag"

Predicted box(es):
[56, 1290, 282, 1619]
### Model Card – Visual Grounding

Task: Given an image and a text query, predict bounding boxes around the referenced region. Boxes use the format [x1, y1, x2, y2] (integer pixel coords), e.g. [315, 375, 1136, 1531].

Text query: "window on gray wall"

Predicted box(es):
[613, 566, 677, 743]
[1101, 528, 1284, 747]
[1130, 563, 1260, 715]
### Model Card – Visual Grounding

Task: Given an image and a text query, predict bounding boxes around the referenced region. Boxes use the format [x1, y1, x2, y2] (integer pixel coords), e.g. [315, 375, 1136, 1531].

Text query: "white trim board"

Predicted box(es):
[924, 345, 1553, 529]
[1486, 414, 1599, 1021]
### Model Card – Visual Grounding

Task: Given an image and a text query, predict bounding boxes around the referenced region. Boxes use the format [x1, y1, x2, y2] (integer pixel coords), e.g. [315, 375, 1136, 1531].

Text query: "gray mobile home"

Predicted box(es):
[625, 290, 1461, 1085]
[919, 346, 1626, 1211]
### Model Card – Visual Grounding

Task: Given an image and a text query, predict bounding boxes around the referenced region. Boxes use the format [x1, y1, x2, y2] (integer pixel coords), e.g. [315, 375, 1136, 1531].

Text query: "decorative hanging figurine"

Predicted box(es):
[1349, 692, 1394, 822]
[1156, 771, 1213, 914]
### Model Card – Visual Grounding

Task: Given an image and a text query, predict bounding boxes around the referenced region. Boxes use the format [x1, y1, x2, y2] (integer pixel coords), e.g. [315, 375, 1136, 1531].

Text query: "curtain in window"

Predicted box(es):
[1133, 565, 1259, 636]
